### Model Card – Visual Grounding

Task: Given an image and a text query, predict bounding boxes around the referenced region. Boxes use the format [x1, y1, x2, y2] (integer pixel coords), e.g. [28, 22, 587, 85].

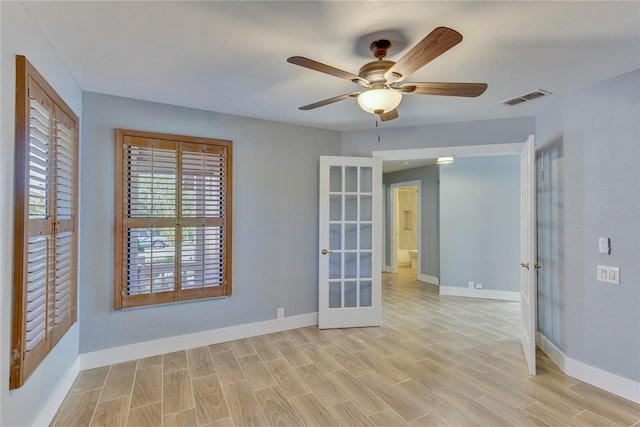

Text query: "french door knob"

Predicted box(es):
[321, 249, 333, 255]
[520, 262, 530, 269]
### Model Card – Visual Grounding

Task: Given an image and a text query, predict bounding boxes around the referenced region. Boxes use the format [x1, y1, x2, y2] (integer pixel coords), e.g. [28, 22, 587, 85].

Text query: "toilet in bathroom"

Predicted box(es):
[408, 250, 418, 269]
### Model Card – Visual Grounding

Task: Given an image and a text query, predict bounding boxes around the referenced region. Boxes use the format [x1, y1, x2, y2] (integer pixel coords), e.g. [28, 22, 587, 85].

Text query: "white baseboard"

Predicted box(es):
[418, 274, 439, 285]
[536, 332, 566, 371]
[439, 285, 520, 301]
[79, 312, 318, 370]
[537, 332, 640, 404]
[34, 357, 80, 426]
[383, 265, 392, 273]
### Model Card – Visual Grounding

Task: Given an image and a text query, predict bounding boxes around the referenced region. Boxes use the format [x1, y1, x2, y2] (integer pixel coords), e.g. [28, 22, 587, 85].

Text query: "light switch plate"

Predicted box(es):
[597, 265, 619, 284]
[599, 237, 610, 255]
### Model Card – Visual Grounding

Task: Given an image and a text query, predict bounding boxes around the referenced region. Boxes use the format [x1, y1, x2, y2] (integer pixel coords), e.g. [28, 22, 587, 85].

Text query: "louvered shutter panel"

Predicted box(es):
[23, 82, 55, 376]
[181, 144, 228, 295]
[51, 107, 78, 345]
[12, 57, 79, 389]
[120, 138, 178, 307]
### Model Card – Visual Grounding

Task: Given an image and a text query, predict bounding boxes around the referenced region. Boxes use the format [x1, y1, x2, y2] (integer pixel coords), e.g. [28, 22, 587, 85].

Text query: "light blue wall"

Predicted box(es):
[0, 2, 83, 425]
[536, 69, 640, 382]
[439, 156, 521, 292]
[79, 92, 342, 353]
[383, 166, 440, 280]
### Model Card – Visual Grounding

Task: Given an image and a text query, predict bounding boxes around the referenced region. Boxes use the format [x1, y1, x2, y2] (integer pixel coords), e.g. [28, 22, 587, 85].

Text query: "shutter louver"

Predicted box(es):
[28, 97, 50, 220]
[55, 118, 74, 219]
[182, 149, 225, 218]
[54, 231, 73, 324]
[25, 236, 50, 353]
[181, 226, 225, 289]
[126, 227, 176, 295]
[127, 145, 176, 218]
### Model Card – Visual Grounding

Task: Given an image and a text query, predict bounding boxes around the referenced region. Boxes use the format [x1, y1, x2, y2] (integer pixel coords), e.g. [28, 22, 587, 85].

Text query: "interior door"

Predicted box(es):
[319, 156, 382, 329]
[520, 135, 537, 375]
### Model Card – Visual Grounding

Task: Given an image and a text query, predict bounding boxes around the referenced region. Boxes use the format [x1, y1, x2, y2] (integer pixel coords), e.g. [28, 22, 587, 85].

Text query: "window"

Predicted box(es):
[11, 56, 79, 389]
[114, 129, 232, 309]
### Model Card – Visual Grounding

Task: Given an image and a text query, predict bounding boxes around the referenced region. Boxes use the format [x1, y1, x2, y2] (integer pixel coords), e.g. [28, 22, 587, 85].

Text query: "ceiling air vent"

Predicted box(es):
[502, 89, 551, 106]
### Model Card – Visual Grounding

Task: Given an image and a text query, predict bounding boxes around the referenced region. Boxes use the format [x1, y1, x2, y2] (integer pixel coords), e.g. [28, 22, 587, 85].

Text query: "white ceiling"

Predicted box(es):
[23, 1, 640, 132]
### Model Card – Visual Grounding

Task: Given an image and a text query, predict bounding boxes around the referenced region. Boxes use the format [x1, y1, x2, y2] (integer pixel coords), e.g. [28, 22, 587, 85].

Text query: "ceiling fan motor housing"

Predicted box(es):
[358, 60, 394, 84]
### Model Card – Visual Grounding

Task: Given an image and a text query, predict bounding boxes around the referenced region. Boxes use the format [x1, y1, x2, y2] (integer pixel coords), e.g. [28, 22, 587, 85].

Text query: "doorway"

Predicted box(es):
[389, 181, 421, 280]
[374, 139, 537, 374]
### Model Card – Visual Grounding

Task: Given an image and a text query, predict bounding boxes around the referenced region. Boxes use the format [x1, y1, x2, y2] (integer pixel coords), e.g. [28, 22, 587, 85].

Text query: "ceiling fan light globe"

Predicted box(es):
[357, 89, 402, 114]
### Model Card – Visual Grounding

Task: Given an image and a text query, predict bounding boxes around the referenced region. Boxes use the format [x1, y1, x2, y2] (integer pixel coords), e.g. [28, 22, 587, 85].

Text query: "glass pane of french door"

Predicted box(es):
[328, 164, 374, 310]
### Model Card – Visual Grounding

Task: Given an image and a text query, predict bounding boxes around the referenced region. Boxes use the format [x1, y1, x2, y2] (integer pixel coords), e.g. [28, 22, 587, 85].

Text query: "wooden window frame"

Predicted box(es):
[114, 129, 232, 309]
[11, 56, 79, 389]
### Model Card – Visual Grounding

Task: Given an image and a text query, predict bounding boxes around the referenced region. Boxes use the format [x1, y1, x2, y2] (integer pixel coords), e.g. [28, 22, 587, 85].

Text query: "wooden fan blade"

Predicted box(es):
[397, 82, 488, 97]
[287, 56, 369, 86]
[299, 92, 360, 110]
[384, 27, 463, 83]
[379, 109, 399, 121]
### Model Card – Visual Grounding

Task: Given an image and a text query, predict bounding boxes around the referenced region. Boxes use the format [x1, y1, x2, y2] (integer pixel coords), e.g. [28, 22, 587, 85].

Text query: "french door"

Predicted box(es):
[318, 156, 382, 329]
[520, 135, 537, 375]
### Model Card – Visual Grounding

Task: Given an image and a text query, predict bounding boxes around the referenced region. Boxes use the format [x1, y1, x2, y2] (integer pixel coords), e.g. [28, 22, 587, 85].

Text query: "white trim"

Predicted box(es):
[382, 183, 387, 274]
[383, 265, 392, 273]
[419, 273, 439, 285]
[536, 332, 566, 371]
[439, 285, 520, 301]
[34, 357, 80, 426]
[537, 333, 640, 404]
[374, 142, 525, 161]
[565, 356, 640, 404]
[79, 312, 318, 370]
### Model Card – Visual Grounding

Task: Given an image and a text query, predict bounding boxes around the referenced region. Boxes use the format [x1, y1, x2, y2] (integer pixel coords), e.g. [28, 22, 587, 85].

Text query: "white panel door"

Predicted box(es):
[520, 135, 537, 375]
[319, 156, 382, 329]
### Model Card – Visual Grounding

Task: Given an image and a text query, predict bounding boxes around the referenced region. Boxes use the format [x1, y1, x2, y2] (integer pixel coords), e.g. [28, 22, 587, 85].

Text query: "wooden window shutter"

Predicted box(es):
[180, 143, 229, 297]
[114, 130, 232, 310]
[11, 56, 79, 389]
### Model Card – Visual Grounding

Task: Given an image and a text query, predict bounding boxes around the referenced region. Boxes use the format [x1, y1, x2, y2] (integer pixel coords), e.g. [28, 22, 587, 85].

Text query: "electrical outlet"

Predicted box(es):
[475, 283, 483, 289]
[277, 307, 285, 319]
[468, 281, 474, 289]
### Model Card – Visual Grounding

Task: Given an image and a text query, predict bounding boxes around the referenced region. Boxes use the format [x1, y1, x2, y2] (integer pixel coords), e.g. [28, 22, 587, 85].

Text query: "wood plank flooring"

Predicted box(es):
[51, 268, 640, 426]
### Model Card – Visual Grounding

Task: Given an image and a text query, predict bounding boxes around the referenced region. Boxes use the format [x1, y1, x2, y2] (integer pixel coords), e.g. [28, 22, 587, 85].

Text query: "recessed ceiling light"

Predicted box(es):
[436, 156, 454, 165]
[402, 161, 409, 165]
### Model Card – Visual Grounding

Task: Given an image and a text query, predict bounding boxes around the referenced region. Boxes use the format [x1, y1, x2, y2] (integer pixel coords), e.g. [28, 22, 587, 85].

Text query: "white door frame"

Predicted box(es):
[389, 180, 422, 275]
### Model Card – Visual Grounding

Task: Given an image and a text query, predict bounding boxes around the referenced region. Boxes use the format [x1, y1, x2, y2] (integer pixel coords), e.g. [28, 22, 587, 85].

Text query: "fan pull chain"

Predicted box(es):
[376, 120, 381, 143]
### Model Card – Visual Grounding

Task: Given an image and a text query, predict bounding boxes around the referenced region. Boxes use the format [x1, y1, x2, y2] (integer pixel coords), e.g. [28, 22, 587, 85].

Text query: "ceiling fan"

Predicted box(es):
[287, 27, 488, 121]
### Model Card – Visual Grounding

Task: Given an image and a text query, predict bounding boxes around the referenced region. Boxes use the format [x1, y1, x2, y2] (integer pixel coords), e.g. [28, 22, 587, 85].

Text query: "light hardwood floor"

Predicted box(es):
[51, 268, 640, 426]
